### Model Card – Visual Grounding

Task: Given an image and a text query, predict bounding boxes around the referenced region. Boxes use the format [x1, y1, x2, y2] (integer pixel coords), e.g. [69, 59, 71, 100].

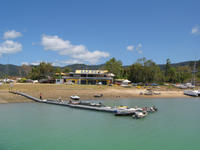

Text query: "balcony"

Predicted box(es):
[62, 76, 112, 80]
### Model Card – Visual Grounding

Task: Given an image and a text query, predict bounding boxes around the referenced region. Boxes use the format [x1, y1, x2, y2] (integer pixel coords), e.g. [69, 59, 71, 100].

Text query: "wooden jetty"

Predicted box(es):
[10, 91, 116, 113]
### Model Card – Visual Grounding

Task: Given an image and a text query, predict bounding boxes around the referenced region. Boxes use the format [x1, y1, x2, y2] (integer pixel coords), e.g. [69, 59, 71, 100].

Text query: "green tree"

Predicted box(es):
[176, 66, 191, 83]
[167, 67, 177, 83]
[104, 57, 123, 78]
[28, 62, 54, 80]
[63, 67, 71, 73]
[165, 58, 171, 81]
[128, 58, 164, 83]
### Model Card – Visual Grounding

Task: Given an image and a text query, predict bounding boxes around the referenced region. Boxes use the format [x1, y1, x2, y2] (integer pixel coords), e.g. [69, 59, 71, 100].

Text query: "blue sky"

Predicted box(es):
[0, 0, 200, 66]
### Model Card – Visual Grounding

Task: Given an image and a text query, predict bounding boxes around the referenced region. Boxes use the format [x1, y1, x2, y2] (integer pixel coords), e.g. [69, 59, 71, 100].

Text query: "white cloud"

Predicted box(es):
[0, 40, 22, 56]
[52, 59, 84, 66]
[135, 43, 143, 54]
[191, 25, 200, 35]
[3, 30, 22, 39]
[126, 43, 142, 54]
[21, 62, 29, 65]
[41, 34, 109, 64]
[126, 45, 134, 51]
[21, 61, 42, 66]
[30, 62, 41, 66]
[41, 35, 70, 51]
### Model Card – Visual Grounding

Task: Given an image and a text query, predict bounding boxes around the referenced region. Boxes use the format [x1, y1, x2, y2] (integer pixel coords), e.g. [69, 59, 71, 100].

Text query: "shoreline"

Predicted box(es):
[0, 83, 191, 104]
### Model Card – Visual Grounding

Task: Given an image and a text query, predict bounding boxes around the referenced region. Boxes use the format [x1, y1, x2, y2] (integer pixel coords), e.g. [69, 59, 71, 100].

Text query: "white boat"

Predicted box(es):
[132, 111, 147, 119]
[183, 60, 199, 97]
[115, 108, 136, 116]
[184, 90, 200, 97]
[70, 95, 80, 100]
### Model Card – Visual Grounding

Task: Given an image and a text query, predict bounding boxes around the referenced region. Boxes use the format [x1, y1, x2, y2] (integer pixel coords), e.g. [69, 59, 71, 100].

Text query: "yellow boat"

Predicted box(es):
[117, 106, 128, 109]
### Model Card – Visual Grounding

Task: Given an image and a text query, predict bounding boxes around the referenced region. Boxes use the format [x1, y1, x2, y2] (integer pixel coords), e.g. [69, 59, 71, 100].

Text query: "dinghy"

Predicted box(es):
[70, 95, 80, 100]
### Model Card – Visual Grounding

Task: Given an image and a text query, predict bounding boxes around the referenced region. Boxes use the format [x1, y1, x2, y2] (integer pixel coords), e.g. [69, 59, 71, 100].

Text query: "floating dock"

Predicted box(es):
[10, 91, 116, 113]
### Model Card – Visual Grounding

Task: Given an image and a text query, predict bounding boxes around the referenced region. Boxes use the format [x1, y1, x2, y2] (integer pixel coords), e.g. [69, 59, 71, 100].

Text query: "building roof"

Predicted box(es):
[75, 70, 108, 74]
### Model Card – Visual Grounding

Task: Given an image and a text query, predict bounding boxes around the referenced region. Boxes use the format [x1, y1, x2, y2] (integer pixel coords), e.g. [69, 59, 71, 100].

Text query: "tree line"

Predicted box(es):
[104, 57, 199, 84]
[26, 57, 199, 84]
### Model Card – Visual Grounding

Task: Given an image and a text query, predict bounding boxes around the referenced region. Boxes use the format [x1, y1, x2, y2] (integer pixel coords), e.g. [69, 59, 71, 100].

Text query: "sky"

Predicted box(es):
[0, 0, 200, 66]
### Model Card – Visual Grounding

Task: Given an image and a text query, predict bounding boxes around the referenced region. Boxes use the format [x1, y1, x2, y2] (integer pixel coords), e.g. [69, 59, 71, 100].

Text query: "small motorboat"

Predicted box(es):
[94, 94, 103, 98]
[132, 111, 147, 119]
[144, 106, 158, 113]
[144, 91, 153, 95]
[68, 100, 80, 105]
[116, 105, 128, 110]
[115, 108, 136, 116]
[79, 101, 104, 107]
[70, 95, 80, 100]
[153, 92, 161, 95]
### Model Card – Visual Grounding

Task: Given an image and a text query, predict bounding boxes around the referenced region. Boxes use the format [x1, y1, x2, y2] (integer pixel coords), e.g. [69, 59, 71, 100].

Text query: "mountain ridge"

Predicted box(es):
[0, 60, 198, 77]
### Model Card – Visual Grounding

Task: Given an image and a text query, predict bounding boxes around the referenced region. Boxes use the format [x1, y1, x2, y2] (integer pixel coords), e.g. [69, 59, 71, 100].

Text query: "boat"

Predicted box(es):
[183, 60, 199, 97]
[146, 106, 158, 113]
[94, 94, 103, 98]
[184, 90, 200, 97]
[115, 108, 136, 116]
[70, 95, 80, 100]
[132, 111, 147, 119]
[115, 107, 146, 116]
[79, 101, 104, 107]
[116, 105, 128, 110]
[68, 100, 80, 104]
[144, 91, 153, 95]
[68, 100, 104, 107]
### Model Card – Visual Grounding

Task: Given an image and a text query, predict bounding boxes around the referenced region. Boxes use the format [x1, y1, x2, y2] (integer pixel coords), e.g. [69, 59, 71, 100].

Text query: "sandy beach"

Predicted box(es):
[0, 83, 189, 104]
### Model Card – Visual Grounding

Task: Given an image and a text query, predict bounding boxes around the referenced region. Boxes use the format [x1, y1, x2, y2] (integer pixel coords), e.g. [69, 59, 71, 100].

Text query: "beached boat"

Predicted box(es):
[183, 60, 199, 97]
[70, 95, 80, 100]
[184, 90, 200, 97]
[94, 94, 103, 98]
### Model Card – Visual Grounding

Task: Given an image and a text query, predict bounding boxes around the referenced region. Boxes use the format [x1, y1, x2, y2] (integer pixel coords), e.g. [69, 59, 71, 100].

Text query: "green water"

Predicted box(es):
[0, 98, 200, 150]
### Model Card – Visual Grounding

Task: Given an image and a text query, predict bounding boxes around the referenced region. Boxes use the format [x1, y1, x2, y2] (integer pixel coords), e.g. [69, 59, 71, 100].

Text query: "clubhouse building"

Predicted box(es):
[56, 70, 114, 85]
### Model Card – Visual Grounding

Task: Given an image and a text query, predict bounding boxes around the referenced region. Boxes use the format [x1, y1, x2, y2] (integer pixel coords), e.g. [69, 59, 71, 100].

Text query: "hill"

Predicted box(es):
[0, 60, 199, 77]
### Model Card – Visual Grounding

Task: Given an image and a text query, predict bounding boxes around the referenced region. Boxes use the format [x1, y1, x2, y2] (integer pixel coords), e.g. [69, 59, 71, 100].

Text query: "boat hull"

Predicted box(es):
[184, 90, 200, 97]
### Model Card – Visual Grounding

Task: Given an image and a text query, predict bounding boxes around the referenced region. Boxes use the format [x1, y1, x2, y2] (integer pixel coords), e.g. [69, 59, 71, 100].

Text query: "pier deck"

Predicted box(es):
[10, 91, 116, 113]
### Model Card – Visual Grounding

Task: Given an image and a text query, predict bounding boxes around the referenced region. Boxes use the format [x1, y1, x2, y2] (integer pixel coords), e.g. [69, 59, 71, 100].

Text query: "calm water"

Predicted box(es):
[0, 98, 200, 150]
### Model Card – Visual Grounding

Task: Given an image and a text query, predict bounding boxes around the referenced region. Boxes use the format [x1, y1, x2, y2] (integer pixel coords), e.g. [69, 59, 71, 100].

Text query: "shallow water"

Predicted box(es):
[0, 98, 200, 150]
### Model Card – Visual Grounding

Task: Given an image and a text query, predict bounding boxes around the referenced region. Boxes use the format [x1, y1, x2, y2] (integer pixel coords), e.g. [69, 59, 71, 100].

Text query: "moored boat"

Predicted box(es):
[79, 101, 104, 107]
[132, 111, 147, 119]
[115, 108, 136, 116]
[70, 95, 80, 100]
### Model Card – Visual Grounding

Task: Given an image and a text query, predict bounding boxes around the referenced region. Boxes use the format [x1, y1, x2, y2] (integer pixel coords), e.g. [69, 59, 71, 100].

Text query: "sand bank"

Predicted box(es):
[0, 83, 189, 103]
